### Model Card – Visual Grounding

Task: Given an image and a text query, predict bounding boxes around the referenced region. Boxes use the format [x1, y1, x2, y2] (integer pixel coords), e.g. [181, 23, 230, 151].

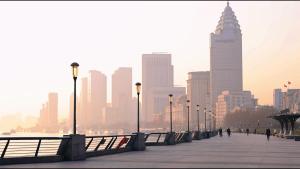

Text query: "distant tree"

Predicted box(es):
[223, 106, 280, 130]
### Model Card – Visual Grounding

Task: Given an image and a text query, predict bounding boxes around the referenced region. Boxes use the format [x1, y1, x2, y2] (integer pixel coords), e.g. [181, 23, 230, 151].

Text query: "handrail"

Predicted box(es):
[85, 134, 135, 138]
[85, 134, 134, 157]
[0, 137, 69, 140]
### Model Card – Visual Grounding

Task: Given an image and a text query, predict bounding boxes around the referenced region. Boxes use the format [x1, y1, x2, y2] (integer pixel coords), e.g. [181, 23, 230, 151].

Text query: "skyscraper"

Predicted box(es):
[88, 70, 107, 129]
[210, 2, 243, 123]
[112, 67, 133, 125]
[38, 92, 58, 132]
[273, 89, 283, 110]
[187, 71, 210, 130]
[48, 92, 58, 128]
[142, 53, 174, 123]
[79, 77, 88, 129]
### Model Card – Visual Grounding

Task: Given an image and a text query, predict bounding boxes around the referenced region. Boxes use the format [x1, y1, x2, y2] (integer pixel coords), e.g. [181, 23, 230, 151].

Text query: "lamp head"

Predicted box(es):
[70, 62, 79, 78]
[169, 94, 173, 103]
[135, 82, 141, 94]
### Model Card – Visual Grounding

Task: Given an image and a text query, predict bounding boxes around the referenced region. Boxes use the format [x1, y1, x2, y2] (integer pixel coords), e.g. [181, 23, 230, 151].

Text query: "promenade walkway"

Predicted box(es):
[5, 133, 300, 168]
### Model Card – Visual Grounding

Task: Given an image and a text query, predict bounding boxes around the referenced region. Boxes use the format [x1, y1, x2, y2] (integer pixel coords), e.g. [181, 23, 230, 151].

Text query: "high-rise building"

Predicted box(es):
[142, 53, 174, 123]
[210, 2, 243, 126]
[68, 93, 74, 131]
[187, 71, 210, 130]
[79, 77, 88, 129]
[38, 92, 58, 132]
[112, 67, 133, 125]
[48, 92, 58, 130]
[273, 89, 283, 110]
[285, 89, 300, 113]
[88, 70, 107, 129]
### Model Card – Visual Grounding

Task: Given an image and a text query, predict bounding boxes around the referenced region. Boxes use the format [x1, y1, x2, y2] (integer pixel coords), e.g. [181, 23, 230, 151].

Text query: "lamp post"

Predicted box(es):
[187, 100, 190, 132]
[169, 94, 173, 133]
[71, 62, 79, 135]
[136, 82, 141, 133]
[197, 105, 200, 132]
[209, 110, 212, 131]
[204, 108, 207, 131]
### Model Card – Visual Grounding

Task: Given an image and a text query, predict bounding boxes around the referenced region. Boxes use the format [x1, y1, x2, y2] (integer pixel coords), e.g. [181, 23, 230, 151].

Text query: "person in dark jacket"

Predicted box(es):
[226, 128, 231, 137]
[246, 128, 249, 136]
[266, 128, 271, 141]
[219, 128, 223, 137]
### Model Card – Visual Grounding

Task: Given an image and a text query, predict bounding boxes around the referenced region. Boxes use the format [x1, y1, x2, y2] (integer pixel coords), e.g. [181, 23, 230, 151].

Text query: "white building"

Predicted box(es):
[186, 71, 210, 130]
[273, 88, 300, 113]
[210, 2, 243, 128]
[216, 90, 257, 128]
[142, 53, 174, 124]
[285, 89, 300, 113]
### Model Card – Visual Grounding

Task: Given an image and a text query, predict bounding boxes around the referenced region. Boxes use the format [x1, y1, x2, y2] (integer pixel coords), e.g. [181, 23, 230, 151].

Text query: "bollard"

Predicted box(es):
[132, 132, 146, 151]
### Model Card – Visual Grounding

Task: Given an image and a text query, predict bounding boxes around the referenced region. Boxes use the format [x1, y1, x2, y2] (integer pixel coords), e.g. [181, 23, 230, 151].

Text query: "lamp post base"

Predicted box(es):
[132, 132, 146, 151]
[165, 132, 176, 145]
[58, 134, 86, 161]
[193, 131, 201, 140]
[201, 131, 210, 139]
[183, 131, 193, 142]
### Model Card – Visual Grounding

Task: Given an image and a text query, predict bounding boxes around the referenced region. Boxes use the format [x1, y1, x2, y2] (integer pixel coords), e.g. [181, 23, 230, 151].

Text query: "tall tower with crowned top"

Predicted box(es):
[210, 2, 243, 124]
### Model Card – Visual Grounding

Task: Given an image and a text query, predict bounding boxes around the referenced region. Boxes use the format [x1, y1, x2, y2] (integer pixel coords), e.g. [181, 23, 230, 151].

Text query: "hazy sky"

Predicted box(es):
[0, 1, 300, 120]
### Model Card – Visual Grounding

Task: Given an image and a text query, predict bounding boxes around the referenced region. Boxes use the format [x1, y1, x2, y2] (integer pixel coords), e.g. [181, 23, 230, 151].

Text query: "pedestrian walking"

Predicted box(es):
[246, 128, 249, 136]
[266, 128, 271, 141]
[219, 128, 223, 137]
[226, 128, 231, 137]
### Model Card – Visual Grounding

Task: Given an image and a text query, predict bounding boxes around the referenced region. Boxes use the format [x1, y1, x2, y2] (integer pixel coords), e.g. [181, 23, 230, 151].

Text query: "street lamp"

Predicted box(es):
[197, 105, 200, 132]
[71, 62, 79, 135]
[209, 110, 212, 131]
[186, 100, 190, 132]
[204, 107, 207, 131]
[169, 94, 173, 133]
[136, 82, 141, 133]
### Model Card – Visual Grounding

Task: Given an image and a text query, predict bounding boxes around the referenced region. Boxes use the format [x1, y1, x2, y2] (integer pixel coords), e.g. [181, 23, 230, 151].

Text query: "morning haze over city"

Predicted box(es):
[0, 1, 300, 134]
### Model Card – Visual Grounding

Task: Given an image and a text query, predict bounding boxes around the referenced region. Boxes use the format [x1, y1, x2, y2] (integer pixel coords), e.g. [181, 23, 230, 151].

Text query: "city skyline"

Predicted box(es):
[0, 1, 300, 120]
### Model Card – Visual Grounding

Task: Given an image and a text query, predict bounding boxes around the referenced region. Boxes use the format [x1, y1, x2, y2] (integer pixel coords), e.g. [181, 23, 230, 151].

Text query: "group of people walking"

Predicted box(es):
[218, 128, 231, 137]
[217, 127, 272, 141]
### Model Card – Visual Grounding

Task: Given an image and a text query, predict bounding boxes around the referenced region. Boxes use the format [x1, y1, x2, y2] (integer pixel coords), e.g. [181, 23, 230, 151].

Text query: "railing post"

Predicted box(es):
[1, 139, 10, 158]
[35, 139, 42, 157]
[85, 138, 93, 151]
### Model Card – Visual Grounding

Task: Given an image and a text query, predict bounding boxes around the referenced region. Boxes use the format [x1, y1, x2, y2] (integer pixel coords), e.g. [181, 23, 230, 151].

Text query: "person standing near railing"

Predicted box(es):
[266, 128, 271, 141]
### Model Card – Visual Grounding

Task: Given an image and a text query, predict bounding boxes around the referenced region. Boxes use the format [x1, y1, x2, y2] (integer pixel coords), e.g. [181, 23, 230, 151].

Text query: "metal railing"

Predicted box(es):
[85, 134, 135, 157]
[144, 132, 168, 146]
[0, 136, 69, 165]
[175, 132, 186, 143]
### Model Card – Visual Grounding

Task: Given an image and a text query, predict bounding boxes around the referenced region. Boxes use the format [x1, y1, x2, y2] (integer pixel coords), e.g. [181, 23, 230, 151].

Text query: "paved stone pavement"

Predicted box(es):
[4, 133, 300, 168]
